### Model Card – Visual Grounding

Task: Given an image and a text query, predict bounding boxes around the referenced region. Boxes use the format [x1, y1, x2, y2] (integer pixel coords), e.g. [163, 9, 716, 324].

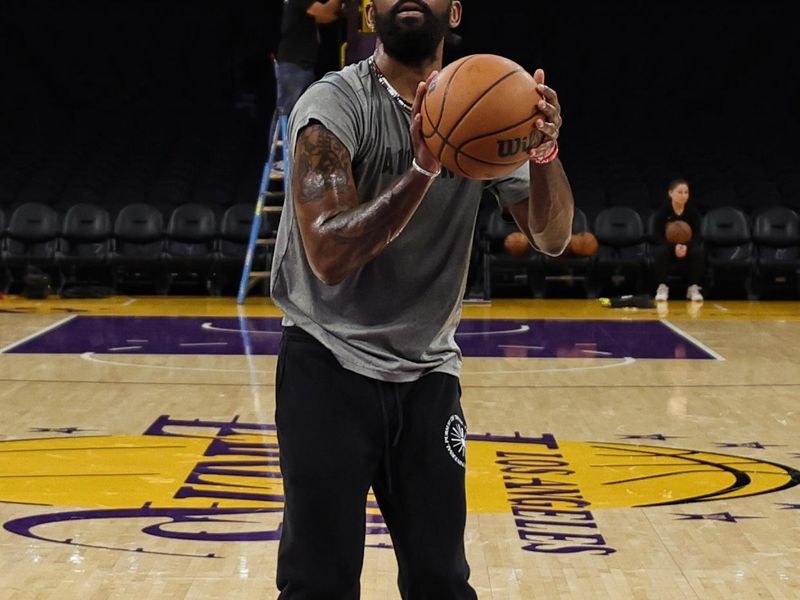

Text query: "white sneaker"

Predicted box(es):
[655, 284, 669, 302]
[686, 284, 704, 302]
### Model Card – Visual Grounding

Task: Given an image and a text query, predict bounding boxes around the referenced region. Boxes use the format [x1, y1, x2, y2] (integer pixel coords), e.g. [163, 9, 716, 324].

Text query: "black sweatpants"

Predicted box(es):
[652, 243, 706, 287]
[275, 326, 478, 600]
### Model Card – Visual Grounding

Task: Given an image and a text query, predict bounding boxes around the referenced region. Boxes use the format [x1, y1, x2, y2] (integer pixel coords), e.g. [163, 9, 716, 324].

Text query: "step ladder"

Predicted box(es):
[236, 110, 290, 304]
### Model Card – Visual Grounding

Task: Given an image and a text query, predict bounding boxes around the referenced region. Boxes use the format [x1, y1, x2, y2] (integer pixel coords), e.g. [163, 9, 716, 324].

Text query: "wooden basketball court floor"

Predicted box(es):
[0, 294, 798, 599]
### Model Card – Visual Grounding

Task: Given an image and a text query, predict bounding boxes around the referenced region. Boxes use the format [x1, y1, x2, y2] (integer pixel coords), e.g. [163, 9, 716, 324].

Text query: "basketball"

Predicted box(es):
[665, 220, 692, 244]
[568, 232, 599, 257]
[421, 54, 543, 180]
[504, 231, 529, 257]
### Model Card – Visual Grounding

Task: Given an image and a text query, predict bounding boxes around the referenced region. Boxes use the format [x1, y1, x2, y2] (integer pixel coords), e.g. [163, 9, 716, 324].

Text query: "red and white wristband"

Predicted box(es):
[529, 141, 559, 165]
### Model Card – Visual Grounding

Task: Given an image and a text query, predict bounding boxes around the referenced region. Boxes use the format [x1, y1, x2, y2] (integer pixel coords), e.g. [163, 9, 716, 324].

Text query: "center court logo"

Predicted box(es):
[1, 415, 798, 557]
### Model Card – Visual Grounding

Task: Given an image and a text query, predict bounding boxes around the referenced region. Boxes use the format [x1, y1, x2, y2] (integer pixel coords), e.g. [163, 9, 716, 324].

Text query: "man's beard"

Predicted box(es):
[374, 1, 452, 64]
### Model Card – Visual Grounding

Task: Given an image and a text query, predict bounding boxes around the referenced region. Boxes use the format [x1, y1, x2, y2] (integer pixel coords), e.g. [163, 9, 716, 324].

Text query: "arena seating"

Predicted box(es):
[751, 206, 800, 299]
[590, 206, 648, 297]
[2, 202, 60, 293]
[56, 202, 113, 294]
[162, 203, 217, 295]
[1, 3, 798, 300]
[536, 207, 595, 298]
[481, 207, 541, 298]
[701, 206, 755, 299]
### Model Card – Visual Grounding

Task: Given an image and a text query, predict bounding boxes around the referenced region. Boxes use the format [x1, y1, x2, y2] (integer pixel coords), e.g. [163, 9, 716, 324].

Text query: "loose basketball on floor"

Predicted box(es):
[421, 54, 543, 180]
[504, 231, 530, 257]
[665, 220, 692, 244]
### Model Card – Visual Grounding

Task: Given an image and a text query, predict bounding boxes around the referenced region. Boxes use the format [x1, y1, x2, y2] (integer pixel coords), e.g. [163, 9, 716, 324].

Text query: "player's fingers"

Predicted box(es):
[411, 81, 425, 117]
[536, 83, 560, 107]
[411, 71, 438, 117]
[535, 119, 560, 140]
[426, 70, 439, 87]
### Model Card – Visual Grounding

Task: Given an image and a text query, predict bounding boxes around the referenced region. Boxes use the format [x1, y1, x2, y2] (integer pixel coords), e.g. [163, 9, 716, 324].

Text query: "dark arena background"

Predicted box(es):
[2, 4, 800, 600]
[1, 1, 797, 298]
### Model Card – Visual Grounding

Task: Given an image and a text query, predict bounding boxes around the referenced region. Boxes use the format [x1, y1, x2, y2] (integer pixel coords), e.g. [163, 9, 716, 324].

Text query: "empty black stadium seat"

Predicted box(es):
[56, 203, 112, 293]
[701, 206, 754, 298]
[751, 206, 800, 298]
[210, 202, 270, 296]
[162, 203, 217, 294]
[537, 207, 596, 298]
[481, 207, 541, 298]
[590, 206, 647, 295]
[2, 202, 60, 293]
[110, 202, 166, 294]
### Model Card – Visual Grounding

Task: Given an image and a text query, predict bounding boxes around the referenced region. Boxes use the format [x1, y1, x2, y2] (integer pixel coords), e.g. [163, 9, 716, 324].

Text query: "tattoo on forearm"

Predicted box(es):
[328, 189, 401, 246]
[291, 123, 435, 283]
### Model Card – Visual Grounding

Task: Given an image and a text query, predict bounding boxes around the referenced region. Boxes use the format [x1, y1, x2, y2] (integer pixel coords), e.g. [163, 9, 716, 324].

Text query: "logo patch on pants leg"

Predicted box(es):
[444, 415, 467, 467]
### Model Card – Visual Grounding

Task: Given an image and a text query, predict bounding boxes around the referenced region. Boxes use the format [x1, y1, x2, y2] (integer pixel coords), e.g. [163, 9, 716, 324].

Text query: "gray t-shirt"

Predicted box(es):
[270, 59, 530, 382]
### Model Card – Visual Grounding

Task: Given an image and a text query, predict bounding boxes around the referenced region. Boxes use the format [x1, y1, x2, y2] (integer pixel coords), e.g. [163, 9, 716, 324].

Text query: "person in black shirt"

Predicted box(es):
[270, 0, 345, 163]
[651, 178, 705, 301]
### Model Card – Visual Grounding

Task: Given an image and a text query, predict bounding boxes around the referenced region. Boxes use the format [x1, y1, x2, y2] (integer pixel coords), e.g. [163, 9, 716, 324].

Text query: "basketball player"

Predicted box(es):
[269, 1, 574, 597]
[652, 178, 705, 302]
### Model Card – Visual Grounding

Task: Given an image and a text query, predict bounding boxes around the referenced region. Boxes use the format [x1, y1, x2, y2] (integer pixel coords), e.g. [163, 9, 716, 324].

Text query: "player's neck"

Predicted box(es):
[374, 44, 443, 105]
[672, 200, 685, 215]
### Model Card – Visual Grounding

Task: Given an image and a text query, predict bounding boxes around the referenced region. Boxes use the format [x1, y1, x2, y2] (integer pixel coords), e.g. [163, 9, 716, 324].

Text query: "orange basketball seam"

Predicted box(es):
[439, 67, 527, 150]
[421, 55, 477, 155]
[434, 54, 475, 132]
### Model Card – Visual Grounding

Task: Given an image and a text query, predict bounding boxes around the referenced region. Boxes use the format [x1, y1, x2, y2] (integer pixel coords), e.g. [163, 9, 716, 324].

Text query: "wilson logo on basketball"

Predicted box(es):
[1, 416, 797, 558]
[496, 131, 539, 159]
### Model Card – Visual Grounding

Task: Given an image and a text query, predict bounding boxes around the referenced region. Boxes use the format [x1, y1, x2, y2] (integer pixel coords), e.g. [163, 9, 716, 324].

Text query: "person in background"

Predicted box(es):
[652, 178, 705, 302]
[270, 0, 345, 169]
[345, 0, 378, 64]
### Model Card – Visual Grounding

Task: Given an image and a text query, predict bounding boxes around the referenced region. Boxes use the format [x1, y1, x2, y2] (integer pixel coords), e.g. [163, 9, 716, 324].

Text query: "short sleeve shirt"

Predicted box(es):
[270, 59, 531, 382]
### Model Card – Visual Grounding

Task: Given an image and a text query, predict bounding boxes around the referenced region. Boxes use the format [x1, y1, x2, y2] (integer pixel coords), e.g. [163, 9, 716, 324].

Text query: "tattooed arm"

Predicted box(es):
[293, 78, 442, 286]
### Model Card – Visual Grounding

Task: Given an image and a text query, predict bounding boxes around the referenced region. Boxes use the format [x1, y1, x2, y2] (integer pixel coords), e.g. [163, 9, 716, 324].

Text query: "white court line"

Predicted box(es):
[499, 344, 544, 350]
[713, 303, 729, 312]
[456, 325, 531, 336]
[466, 356, 636, 375]
[0, 315, 77, 354]
[109, 345, 143, 352]
[80, 352, 258, 373]
[122, 299, 137, 306]
[200, 321, 533, 338]
[661, 319, 726, 361]
[580, 349, 613, 357]
[80, 351, 633, 377]
[201, 322, 281, 335]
